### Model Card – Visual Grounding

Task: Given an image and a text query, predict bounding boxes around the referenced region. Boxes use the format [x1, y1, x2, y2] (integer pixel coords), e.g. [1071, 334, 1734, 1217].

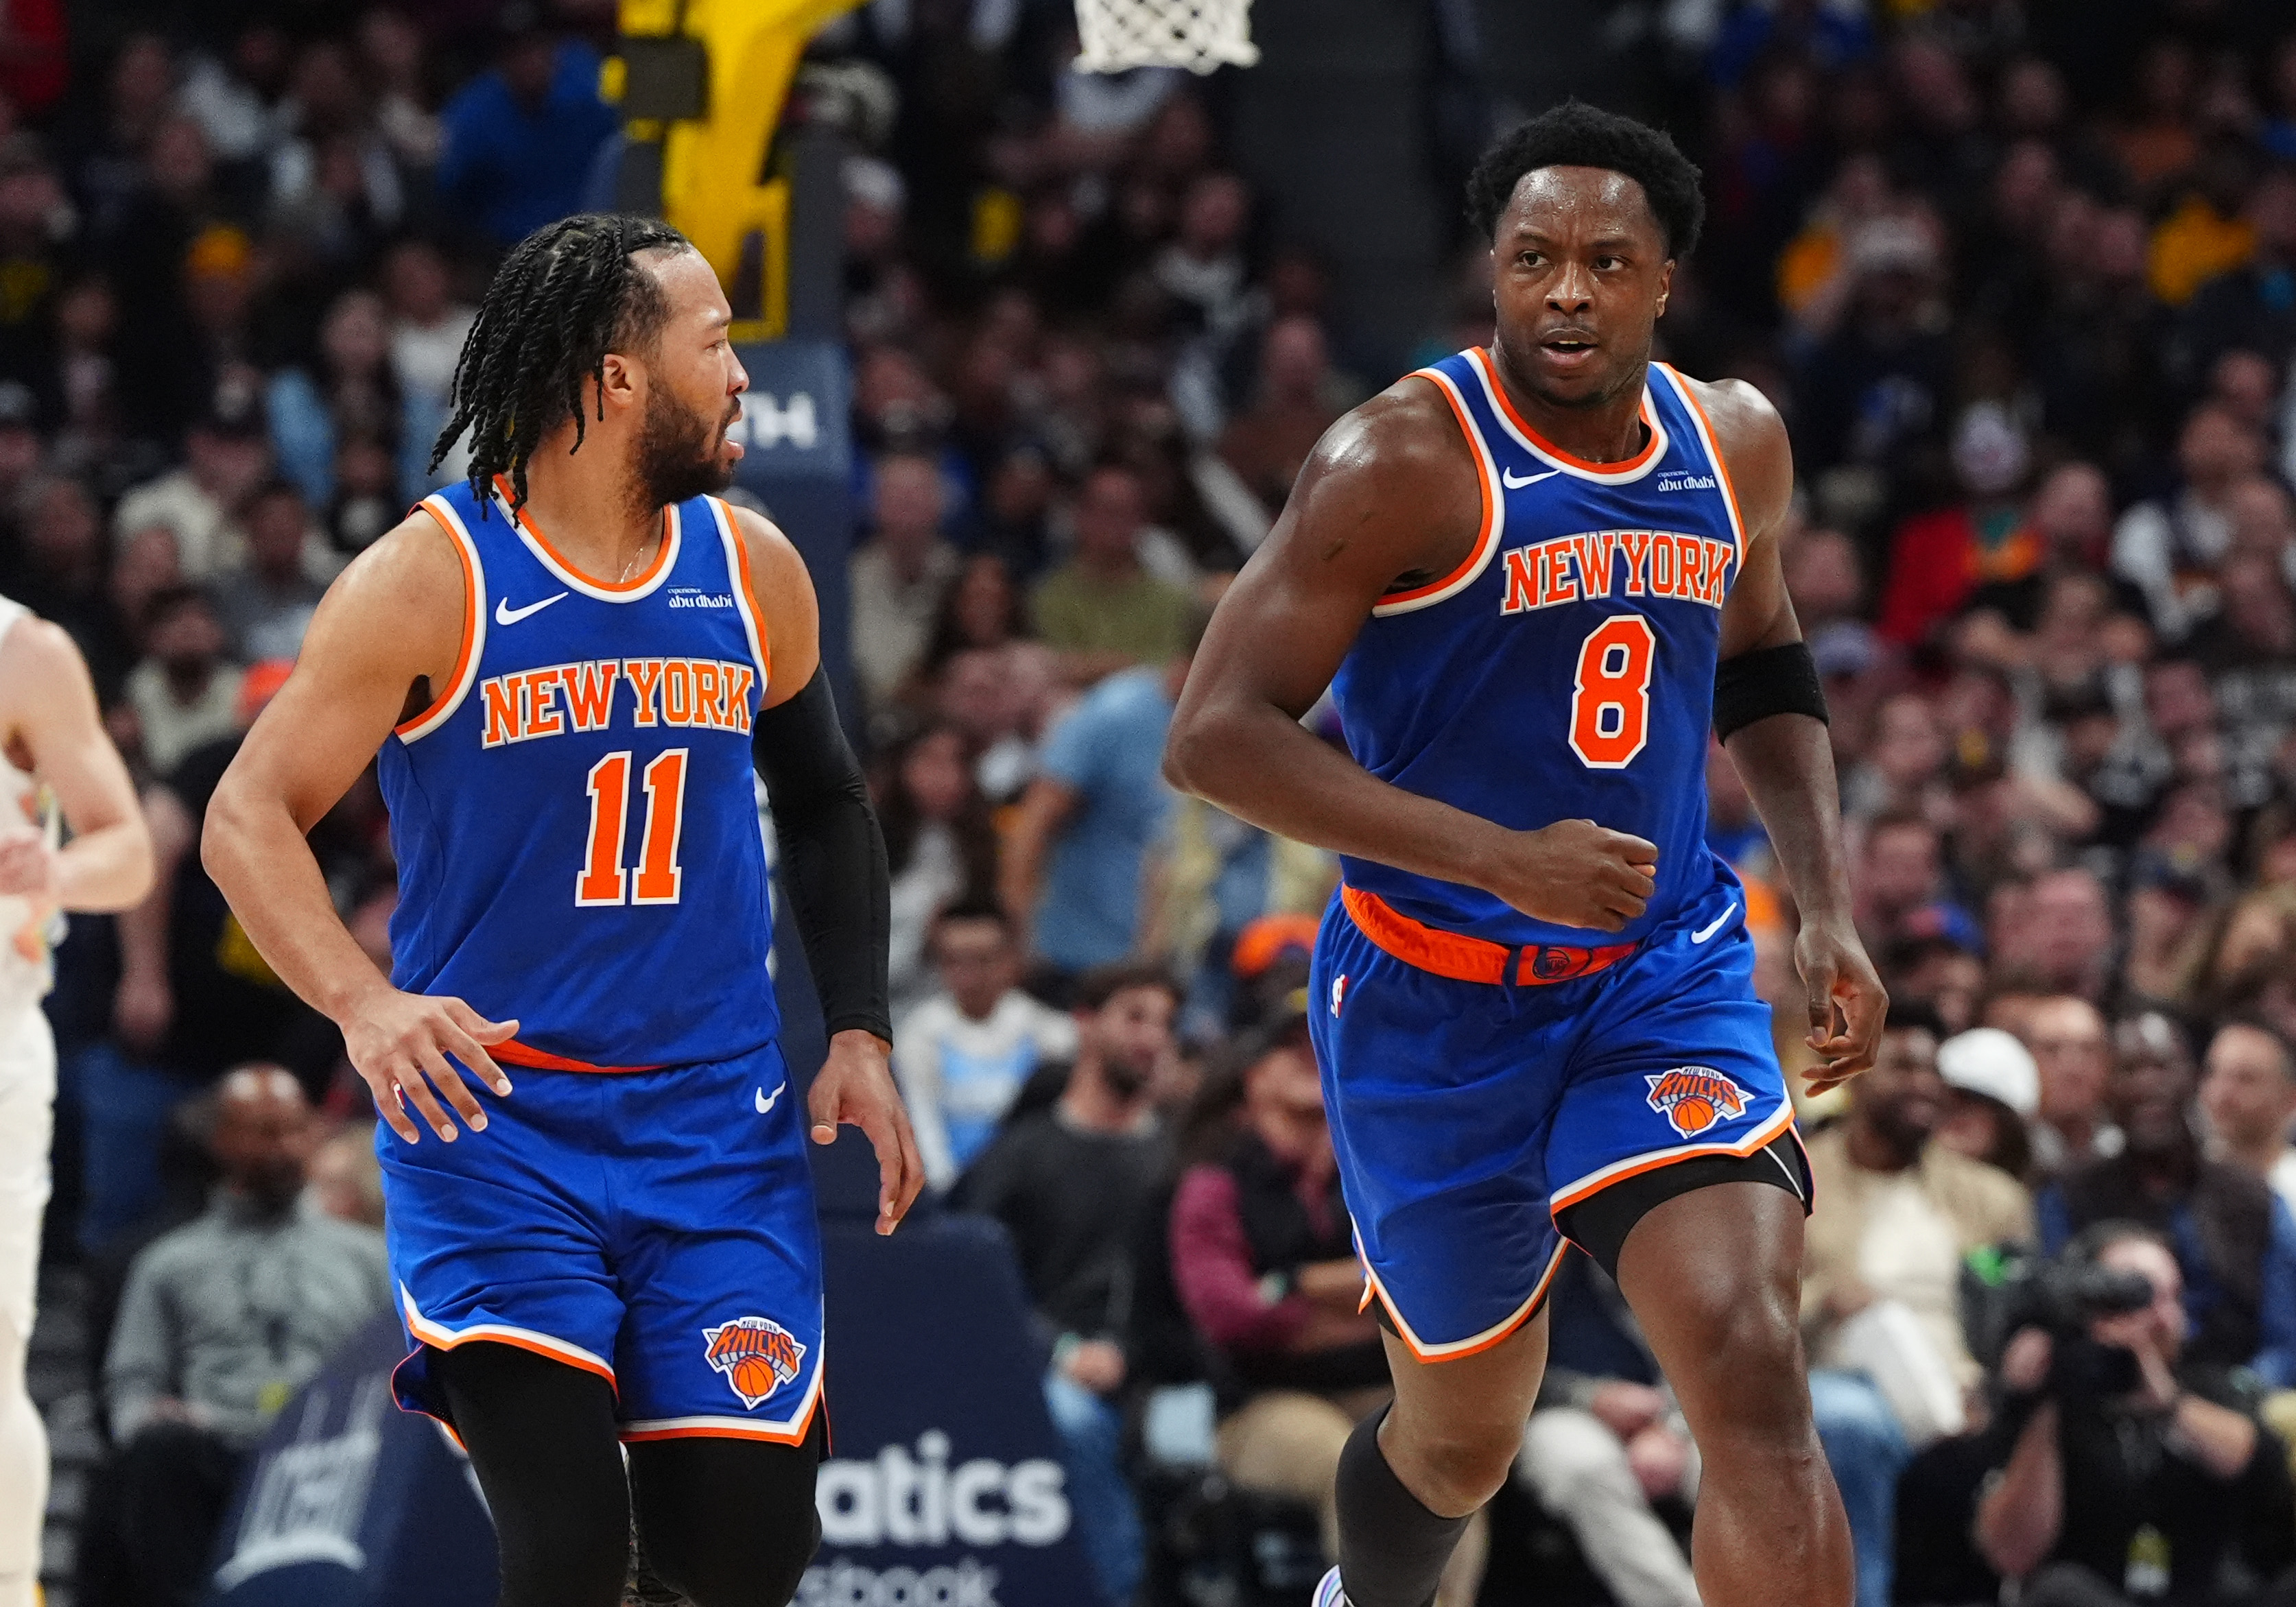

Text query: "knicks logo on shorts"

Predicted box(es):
[702, 1316, 807, 1409]
[1644, 1067, 1751, 1139]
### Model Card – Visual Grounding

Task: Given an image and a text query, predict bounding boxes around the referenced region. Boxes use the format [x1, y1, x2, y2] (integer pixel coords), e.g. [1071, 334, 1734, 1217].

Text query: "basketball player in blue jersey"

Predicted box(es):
[1166, 104, 1887, 1607]
[203, 215, 921, 1607]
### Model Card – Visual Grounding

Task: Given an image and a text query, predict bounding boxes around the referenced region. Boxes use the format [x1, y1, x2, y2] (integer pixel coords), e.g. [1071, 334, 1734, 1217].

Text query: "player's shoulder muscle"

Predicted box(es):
[1274, 374, 1482, 589]
[298, 506, 470, 700]
[0, 612, 91, 700]
[722, 501, 820, 704]
[0, 613, 97, 739]
[1679, 372, 1792, 539]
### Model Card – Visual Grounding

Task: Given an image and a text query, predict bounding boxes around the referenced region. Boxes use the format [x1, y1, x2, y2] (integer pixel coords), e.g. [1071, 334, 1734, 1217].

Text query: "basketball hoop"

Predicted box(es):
[1073, 0, 1259, 75]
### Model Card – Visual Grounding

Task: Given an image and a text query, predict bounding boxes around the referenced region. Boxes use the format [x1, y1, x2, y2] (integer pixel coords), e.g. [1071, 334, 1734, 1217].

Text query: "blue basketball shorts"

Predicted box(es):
[1306, 875, 1799, 1362]
[380, 1038, 824, 1444]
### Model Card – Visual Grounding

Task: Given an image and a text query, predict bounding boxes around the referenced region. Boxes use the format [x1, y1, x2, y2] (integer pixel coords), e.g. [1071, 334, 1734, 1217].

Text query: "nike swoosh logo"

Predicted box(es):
[495, 592, 569, 626]
[1690, 901, 1739, 944]
[755, 1082, 786, 1115]
[1500, 466, 1563, 490]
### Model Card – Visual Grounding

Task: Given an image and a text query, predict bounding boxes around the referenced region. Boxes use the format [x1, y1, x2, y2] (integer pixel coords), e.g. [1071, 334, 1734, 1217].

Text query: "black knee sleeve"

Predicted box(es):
[433, 1341, 631, 1607]
[628, 1414, 827, 1607]
[1334, 1406, 1470, 1607]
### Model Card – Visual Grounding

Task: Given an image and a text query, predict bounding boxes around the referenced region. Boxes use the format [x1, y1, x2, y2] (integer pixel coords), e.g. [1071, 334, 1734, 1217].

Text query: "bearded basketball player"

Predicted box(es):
[1165, 103, 1886, 1607]
[204, 215, 921, 1607]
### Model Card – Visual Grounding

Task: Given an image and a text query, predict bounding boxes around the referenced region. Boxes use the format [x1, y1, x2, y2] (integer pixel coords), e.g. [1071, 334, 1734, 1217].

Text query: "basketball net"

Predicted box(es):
[1073, 0, 1259, 74]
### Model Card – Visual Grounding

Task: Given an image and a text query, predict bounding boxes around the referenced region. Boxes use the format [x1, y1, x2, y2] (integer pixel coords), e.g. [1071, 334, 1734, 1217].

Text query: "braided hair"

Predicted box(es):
[431, 213, 695, 514]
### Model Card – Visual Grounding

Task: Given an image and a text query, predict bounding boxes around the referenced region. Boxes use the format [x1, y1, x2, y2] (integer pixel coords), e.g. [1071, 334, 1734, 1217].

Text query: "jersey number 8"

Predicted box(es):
[577, 749, 689, 906]
[1569, 615, 1655, 770]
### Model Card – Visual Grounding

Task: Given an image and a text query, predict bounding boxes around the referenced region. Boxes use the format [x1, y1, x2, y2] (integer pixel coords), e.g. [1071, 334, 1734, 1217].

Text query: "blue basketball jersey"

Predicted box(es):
[1334, 349, 1747, 949]
[378, 477, 779, 1069]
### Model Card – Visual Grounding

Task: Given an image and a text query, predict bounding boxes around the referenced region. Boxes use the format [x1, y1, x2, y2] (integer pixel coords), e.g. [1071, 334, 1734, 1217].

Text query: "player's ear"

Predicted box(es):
[1656, 258, 1675, 318]
[595, 350, 642, 416]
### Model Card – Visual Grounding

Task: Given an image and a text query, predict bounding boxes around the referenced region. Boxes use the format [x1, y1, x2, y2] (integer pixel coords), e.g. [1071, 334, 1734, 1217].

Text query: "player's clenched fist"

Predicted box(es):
[342, 986, 517, 1143]
[1485, 818, 1659, 933]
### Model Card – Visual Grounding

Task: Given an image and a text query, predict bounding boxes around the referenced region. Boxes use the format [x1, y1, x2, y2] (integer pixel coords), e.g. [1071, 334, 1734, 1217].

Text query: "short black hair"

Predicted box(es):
[1073, 960, 1181, 1014]
[1882, 999, 1948, 1044]
[931, 897, 1013, 938]
[433, 213, 694, 513]
[141, 583, 213, 632]
[2212, 1016, 2296, 1080]
[1465, 99, 1705, 259]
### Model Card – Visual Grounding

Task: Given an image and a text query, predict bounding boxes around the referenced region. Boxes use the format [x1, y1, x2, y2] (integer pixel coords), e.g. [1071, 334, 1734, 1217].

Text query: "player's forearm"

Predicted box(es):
[202, 781, 391, 1021]
[1723, 713, 1852, 921]
[55, 818, 154, 913]
[1165, 698, 1505, 891]
[753, 668, 892, 1042]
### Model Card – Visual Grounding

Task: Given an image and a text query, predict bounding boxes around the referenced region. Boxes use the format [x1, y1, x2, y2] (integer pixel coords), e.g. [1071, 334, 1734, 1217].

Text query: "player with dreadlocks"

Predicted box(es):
[205, 213, 921, 1607]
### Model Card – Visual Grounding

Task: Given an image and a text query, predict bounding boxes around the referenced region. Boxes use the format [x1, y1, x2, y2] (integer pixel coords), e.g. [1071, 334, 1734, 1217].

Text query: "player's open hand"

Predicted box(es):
[342, 986, 517, 1143]
[808, 1029, 924, 1236]
[1489, 818, 1659, 933]
[1796, 915, 1886, 1095]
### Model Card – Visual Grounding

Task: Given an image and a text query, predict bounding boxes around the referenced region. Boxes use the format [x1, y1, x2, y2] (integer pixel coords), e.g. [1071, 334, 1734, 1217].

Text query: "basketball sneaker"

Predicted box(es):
[1314, 1566, 1351, 1607]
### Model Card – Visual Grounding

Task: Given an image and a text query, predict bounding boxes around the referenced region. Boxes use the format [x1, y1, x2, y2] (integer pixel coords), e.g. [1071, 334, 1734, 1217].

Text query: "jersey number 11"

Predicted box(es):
[576, 749, 689, 906]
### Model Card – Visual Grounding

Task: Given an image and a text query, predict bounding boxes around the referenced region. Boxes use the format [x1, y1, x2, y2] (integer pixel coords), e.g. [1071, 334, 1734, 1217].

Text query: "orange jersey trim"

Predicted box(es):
[1546, 1102, 1798, 1216]
[724, 504, 773, 691]
[1469, 346, 1662, 475]
[394, 501, 481, 737]
[494, 1038, 665, 1074]
[493, 473, 674, 593]
[399, 1291, 618, 1393]
[1362, 1240, 1566, 1364]
[1378, 369, 1497, 610]
[1340, 885, 1634, 988]
[1658, 363, 1749, 566]
[621, 1392, 824, 1447]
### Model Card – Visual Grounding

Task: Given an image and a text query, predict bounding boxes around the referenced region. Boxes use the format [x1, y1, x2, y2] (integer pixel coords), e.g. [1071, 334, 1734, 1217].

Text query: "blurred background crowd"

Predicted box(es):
[14, 0, 2296, 1603]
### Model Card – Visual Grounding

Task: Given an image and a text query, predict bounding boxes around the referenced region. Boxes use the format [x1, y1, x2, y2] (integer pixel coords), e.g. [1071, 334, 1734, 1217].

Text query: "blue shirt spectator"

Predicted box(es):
[435, 34, 618, 249]
[1023, 665, 1178, 975]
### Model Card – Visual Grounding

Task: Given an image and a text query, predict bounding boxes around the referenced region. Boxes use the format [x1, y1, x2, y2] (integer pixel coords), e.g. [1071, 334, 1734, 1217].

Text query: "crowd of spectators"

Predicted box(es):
[15, 0, 2296, 1604]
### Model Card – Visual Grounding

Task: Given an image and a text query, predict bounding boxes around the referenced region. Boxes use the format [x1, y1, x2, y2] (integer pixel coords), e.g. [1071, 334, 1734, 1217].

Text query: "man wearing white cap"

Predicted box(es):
[1934, 1026, 2041, 1181]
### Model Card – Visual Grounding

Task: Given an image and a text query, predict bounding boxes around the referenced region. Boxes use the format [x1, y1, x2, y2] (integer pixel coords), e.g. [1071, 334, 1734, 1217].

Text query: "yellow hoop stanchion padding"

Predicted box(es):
[618, 0, 864, 339]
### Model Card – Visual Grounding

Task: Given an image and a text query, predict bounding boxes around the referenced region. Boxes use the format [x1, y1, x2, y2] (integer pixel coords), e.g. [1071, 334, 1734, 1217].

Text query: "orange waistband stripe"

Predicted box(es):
[493, 1038, 665, 1074]
[1340, 885, 1635, 988]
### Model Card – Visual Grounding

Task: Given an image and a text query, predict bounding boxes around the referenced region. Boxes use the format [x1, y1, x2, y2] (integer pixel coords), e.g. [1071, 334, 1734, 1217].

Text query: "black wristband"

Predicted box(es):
[1713, 640, 1830, 743]
[751, 667, 892, 1044]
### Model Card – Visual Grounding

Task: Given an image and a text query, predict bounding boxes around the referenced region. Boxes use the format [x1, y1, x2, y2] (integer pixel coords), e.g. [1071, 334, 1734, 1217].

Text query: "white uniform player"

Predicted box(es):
[0, 596, 151, 1606]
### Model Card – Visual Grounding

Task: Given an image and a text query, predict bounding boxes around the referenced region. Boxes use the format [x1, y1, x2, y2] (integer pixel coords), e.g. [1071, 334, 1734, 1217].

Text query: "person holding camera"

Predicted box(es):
[1974, 1222, 2295, 1607]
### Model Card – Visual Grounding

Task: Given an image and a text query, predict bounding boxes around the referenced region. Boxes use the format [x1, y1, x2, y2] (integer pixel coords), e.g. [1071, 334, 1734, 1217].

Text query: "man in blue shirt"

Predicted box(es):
[436, 10, 619, 250]
[1002, 619, 1204, 994]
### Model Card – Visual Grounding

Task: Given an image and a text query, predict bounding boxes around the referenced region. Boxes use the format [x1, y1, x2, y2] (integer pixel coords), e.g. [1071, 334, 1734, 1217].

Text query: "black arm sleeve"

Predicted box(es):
[751, 666, 892, 1044]
[1712, 640, 1830, 743]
